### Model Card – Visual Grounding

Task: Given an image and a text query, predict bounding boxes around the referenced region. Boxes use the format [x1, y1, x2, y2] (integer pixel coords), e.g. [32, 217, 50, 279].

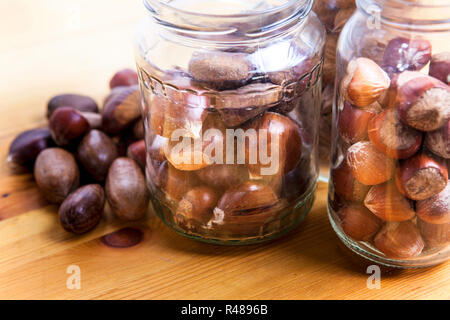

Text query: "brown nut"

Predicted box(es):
[58, 184, 104, 234]
[416, 183, 450, 224]
[395, 152, 448, 201]
[396, 75, 450, 132]
[127, 140, 146, 169]
[338, 101, 377, 144]
[133, 120, 145, 140]
[338, 205, 382, 241]
[368, 109, 423, 159]
[175, 186, 219, 226]
[417, 219, 450, 249]
[374, 221, 425, 259]
[188, 51, 253, 89]
[429, 52, 450, 85]
[342, 57, 390, 108]
[157, 162, 200, 202]
[381, 71, 424, 108]
[162, 98, 207, 139]
[332, 159, 370, 203]
[77, 130, 119, 182]
[346, 141, 396, 186]
[102, 85, 142, 135]
[196, 164, 249, 192]
[106, 158, 149, 221]
[149, 135, 168, 163]
[364, 181, 415, 222]
[7, 128, 54, 170]
[425, 120, 450, 159]
[109, 69, 139, 89]
[49, 107, 90, 146]
[382, 37, 432, 76]
[47, 94, 99, 119]
[267, 57, 315, 93]
[34, 148, 80, 204]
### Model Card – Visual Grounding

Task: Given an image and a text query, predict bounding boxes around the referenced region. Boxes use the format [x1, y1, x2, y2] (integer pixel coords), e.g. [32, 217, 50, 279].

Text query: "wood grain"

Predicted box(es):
[0, 0, 449, 300]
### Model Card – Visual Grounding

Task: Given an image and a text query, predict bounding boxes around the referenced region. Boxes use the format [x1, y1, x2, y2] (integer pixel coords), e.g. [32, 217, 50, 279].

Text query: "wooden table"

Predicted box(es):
[0, 0, 449, 300]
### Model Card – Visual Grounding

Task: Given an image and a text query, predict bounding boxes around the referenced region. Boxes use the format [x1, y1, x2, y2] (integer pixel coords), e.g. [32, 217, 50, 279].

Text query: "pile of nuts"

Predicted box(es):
[331, 36, 450, 259]
[7, 69, 150, 234]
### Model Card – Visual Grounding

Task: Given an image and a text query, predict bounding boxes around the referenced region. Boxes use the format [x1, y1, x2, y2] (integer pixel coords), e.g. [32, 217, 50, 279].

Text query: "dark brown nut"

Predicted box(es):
[396, 75, 450, 132]
[417, 219, 450, 249]
[49, 107, 90, 146]
[157, 162, 200, 202]
[188, 51, 253, 89]
[133, 120, 145, 140]
[281, 161, 312, 201]
[368, 109, 423, 159]
[374, 221, 425, 259]
[196, 164, 249, 192]
[342, 57, 390, 108]
[338, 205, 382, 241]
[34, 148, 80, 204]
[267, 58, 315, 93]
[338, 101, 377, 144]
[416, 183, 450, 224]
[58, 184, 104, 234]
[109, 69, 139, 89]
[382, 37, 432, 76]
[47, 94, 99, 119]
[425, 120, 450, 159]
[381, 71, 424, 108]
[102, 85, 142, 135]
[77, 130, 119, 182]
[332, 159, 370, 203]
[127, 140, 146, 169]
[346, 141, 396, 186]
[429, 52, 450, 85]
[364, 181, 415, 222]
[7, 128, 54, 170]
[106, 158, 149, 221]
[215, 83, 282, 127]
[176, 186, 219, 226]
[395, 152, 448, 201]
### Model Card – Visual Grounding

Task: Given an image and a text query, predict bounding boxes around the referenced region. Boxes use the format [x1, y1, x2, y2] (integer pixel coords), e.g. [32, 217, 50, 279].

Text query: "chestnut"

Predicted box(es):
[34, 148, 80, 204]
[429, 52, 450, 85]
[196, 164, 249, 192]
[338, 101, 377, 144]
[7, 128, 54, 170]
[127, 140, 146, 169]
[106, 158, 149, 221]
[416, 183, 450, 225]
[157, 162, 200, 202]
[133, 120, 145, 140]
[364, 181, 415, 222]
[149, 135, 168, 163]
[417, 219, 450, 249]
[49, 107, 91, 146]
[102, 85, 142, 135]
[267, 58, 314, 93]
[367, 109, 422, 159]
[346, 141, 396, 186]
[47, 94, 99, 119]
[77, 130, 119, 182]
[331, 159, 370, 203]
[58, 184, 104, 234]
[425, 120, 450, 159]
[109, 69, 139, 89]
[175, 186, 219, 226]
[395, 152, 448, 201]
[338, 205, 382, 241]
[374, 221, 425, 259]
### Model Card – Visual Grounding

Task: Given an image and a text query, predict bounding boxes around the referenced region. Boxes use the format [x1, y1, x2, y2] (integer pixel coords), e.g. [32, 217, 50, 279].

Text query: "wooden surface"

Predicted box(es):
[0, 0, 449, 300]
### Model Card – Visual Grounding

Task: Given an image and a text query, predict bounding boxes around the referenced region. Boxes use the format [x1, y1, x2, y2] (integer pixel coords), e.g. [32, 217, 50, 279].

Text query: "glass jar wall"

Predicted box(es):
[329, 0, 450, 267]
[135, 0, 325, 244]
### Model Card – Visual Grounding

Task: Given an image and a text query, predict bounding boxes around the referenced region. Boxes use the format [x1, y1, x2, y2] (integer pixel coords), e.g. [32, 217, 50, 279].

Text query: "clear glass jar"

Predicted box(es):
[135, 0, 325, 244]
[329, 0, 450, 267]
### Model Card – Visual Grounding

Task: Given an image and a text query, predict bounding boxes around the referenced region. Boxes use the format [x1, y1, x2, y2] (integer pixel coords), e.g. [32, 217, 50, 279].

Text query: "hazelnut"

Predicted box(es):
[382, 37, 432, 76]
[127, 140, 146, 169]
[109, 69, 139, 89]
[196, 164, 249, 192]
[416, 183, 450, 224]
[7, 128, 54, 170]
[395, 152, 448, 201]
[368, 109, 422, 159]
[332, 159, 370, 203]
[47, 94, 99, 119]
[77, 130, 119, 182]
[364, 181, 415, 222]
[106, 158, 149, 221]
[346, 141, 396, 185]
[338, 101, 377, 144]
[49, 107, 91, 146]
[342, 57, 390, 108]
[58, 184, 104, 234]
[374, 221, 425, 259]
[176, 186, 219, 226]
[417, 219, 450, 249]
[429, 52, 450, 85]
[338, 205, 382, 241]
[425, 120, 450, 159]
[34, 148, 80, 204]
[102, 85, 142, 135]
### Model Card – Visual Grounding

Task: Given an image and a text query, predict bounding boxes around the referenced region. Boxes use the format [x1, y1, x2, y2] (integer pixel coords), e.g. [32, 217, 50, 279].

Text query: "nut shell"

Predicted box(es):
[417, 219, 450, 249]
[429, 52, 450, 85]
[338, 205, 382, 241]
[425, 120, 450, 159]
[339, 101, 377, 144]
[176, 186, 219, 225]
[416, 183, 450, 224]
[49, 107, 90, 146]
[332, 159, 370, 203]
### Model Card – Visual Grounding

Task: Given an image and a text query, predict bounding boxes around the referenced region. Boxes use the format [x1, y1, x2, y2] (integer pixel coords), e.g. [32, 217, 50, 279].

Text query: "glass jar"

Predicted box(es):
[135, 0, 325, 244]
[329, 0, 450, 267]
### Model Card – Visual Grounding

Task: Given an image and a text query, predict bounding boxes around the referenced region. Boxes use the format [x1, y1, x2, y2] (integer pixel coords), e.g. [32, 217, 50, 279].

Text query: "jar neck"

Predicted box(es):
[144, 0, 313, 45]
[357, 0, 450, 32]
